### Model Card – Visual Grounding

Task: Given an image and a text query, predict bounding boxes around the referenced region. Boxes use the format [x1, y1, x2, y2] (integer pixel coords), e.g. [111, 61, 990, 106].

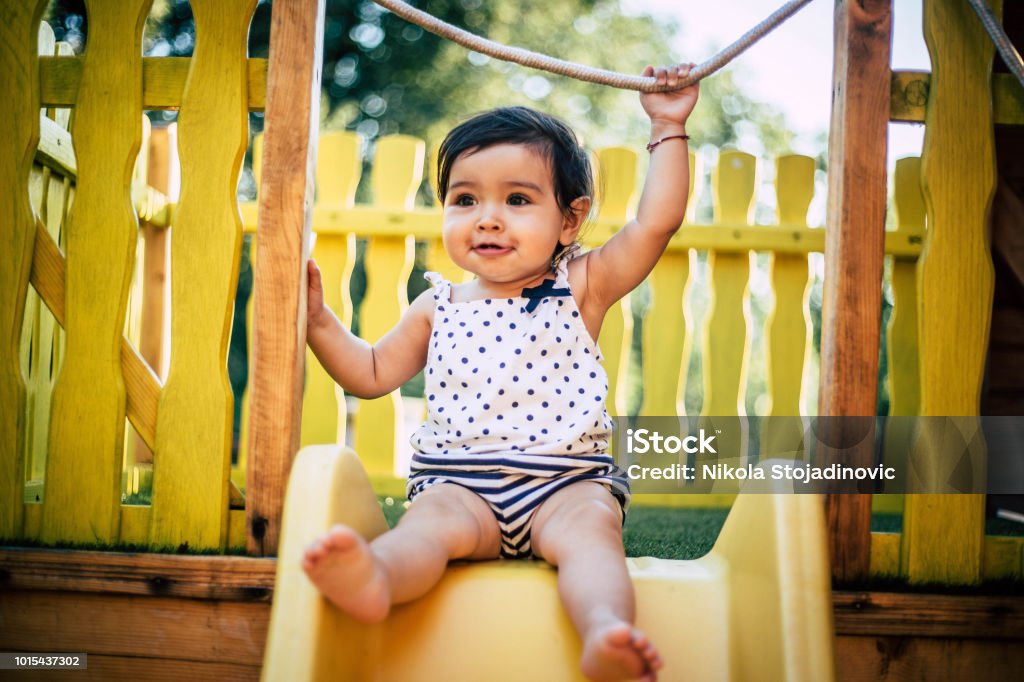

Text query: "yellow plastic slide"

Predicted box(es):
[262, 446, 835, 681]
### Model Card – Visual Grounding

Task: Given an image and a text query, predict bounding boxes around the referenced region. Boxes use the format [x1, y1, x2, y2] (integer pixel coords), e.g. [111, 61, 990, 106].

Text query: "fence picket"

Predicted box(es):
[904, 0, 995, 584]
[235, 134, 264, 490]
[881, 157, 925, 497]
[150, 0, 256, 550]
[703, 151, 756, 416]
[592, 147, 639, 416]
[889, 157, 924, 419]
[301, 131, 361, 448]
[0, 1, 48, 540]
[42, 1, 151, 545]
[762, 155, 815, 456]
[355, 136, 422, 476]
[640, 151, 697, 416]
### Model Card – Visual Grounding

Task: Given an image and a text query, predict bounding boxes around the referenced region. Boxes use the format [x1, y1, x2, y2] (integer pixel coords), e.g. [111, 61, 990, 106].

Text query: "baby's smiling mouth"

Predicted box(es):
[473, 243, 513, 254]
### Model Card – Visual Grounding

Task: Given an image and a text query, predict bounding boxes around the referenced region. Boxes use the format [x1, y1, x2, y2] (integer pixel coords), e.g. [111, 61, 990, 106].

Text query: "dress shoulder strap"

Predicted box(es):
[553, 243, 582, 286]
[423, 271, 452, 302]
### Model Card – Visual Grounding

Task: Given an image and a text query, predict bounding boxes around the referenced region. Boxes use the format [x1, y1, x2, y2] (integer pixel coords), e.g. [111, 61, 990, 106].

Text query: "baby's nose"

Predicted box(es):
[476, 211, 503, 230]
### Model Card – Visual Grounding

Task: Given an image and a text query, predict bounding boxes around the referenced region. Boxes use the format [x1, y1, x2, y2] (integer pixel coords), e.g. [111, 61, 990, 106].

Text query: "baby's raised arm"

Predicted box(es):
[306, 259, 433, 399]
[584, 63, 699, 310]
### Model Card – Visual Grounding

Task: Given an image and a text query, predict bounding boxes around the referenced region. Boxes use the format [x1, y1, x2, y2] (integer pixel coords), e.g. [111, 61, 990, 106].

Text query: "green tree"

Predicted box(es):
[46, 0, 794, 153]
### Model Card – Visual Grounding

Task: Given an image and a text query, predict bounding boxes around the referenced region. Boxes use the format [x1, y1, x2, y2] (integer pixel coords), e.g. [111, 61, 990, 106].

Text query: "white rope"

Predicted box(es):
[371, 0, 816, 92]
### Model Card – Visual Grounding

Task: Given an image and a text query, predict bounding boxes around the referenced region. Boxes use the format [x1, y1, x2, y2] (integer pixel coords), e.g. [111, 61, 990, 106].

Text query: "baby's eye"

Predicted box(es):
[453, 194, 476, 206]
[507, 194, 530, 206]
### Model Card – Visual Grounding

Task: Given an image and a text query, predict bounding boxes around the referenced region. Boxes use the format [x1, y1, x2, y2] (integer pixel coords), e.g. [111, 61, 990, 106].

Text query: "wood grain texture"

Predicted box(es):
[0, 1, 48, 540]
[833, 591, 1024, 639]
[819, 0, 892, 584]
[42, 0, 152, 545]
[150, 0, 255, 552]
[0, 547, 274, 600]
[904, 0, 999, 585]
[246, 0, 326, 556]
[834, 635, 1024, 682]
[0, 590, 269, 665]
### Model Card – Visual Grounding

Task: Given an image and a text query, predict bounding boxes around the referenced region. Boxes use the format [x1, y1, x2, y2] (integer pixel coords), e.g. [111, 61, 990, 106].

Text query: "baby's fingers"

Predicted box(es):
[307, 259, 323, 291]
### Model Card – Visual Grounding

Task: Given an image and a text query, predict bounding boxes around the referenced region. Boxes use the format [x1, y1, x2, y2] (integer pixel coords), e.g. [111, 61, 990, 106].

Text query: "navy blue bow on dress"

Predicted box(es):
[521, 278, 571, 313]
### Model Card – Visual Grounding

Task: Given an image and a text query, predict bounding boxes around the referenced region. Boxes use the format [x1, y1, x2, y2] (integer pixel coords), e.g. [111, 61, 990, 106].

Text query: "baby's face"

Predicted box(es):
[442, 144, 574, 288]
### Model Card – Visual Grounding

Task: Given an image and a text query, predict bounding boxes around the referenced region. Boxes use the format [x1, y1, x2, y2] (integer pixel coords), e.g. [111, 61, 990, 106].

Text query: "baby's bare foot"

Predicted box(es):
[301, 525, 390, 623]
[580, 622, 663, 682]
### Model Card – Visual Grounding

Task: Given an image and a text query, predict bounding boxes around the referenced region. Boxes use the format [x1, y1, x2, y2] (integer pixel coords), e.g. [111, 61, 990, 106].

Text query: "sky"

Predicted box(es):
[622, 0, 931, 163]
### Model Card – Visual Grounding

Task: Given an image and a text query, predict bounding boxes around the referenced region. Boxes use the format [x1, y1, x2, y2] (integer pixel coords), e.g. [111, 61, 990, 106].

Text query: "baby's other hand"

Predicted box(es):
[307, 259, 326, 329]
[640, 63, 699, 129]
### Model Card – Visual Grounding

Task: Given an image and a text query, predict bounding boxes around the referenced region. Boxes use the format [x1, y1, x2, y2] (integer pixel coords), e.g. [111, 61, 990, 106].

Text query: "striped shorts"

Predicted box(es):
[407, 454, 631, 559]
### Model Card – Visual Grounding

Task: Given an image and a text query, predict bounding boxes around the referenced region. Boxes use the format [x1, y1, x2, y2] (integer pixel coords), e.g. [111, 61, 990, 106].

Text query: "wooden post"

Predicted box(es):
[819, 0, 892, 583]
[246, 0, 326, 556]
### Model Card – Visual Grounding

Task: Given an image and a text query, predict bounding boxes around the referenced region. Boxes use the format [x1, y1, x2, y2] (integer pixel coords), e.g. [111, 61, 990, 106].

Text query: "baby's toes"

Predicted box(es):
[322, 525, 359, 551]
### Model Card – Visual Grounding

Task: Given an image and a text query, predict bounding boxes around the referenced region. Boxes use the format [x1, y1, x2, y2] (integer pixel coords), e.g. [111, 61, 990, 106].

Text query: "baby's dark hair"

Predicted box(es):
[437, 106, 594, 223]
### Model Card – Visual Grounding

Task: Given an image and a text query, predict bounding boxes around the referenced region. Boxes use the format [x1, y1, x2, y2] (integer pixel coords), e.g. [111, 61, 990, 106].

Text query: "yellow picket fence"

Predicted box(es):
[3, 3, 257, 552]
[4, 1, 1020, 585]
[232, 133, 925, 505]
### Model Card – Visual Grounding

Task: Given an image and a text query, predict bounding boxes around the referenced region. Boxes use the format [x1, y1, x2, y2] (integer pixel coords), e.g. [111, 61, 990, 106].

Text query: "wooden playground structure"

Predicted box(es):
[2, 0, 1023, 679]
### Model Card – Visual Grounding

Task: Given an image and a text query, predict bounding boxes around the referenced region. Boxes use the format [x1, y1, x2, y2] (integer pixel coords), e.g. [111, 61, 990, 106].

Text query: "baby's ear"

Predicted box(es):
[561, 196, 592, 241]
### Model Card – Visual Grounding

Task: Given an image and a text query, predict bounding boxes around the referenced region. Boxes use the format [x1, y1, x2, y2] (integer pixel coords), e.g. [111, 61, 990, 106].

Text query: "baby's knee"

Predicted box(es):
[534, 490, 623, 559]
[557, 497, 622, 536]
[401, 484, 499, 557]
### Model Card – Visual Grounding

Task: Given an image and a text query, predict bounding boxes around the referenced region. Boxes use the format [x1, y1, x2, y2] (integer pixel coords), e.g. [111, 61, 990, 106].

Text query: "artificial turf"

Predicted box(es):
[379, 498, 1024, 561]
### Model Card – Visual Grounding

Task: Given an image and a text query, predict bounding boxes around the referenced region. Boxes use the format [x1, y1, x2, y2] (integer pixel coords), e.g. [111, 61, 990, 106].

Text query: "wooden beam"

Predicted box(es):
[246, 0, 326, 556]
[0, 548, 274, 600]
[819, 0, 892, 584]
[833, 590, 1024, 639]
[835, 636, 1024, 680]
[39, 56, 269, 111]
[0, 590, 270, 666]
[29, 220, 162, 451]
[891, 71, 1024, 125]
[238, 203, 926, 257]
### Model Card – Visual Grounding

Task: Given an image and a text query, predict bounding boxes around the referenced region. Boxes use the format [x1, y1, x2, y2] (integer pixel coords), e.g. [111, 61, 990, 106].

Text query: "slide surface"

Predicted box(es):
[262, 446, 835, 681]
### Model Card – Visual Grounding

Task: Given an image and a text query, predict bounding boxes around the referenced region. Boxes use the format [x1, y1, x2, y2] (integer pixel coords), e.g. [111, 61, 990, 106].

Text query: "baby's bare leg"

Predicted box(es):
[302, 483, 500, 622]
[532, 482, 663, 682]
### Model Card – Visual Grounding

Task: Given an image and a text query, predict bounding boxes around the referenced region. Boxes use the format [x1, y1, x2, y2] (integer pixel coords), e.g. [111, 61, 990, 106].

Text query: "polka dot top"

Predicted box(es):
[410, 256, 614, 467]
